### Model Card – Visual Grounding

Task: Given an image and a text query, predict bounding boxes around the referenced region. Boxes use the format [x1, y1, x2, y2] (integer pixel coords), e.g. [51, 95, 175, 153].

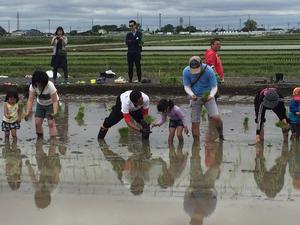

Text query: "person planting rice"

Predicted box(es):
[152, 99, 189, 144]
[97, 90, 151, 139]
[254, 87, 289, 143]
[25, 70, 59, 139]
[182, 56, 223, 141]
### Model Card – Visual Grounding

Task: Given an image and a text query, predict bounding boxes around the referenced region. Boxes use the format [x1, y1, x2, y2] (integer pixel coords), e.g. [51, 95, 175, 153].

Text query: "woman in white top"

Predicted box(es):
[25, 71, 59, 139]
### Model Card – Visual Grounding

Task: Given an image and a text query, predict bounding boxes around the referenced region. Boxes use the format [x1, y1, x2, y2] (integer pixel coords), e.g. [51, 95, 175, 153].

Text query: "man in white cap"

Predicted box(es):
[182, 56, 223, 140]
[254, 87, 289, 143]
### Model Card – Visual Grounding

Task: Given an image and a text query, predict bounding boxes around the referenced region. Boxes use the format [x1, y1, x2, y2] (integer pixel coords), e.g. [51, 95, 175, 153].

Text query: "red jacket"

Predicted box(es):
[205, 48, 224, 79]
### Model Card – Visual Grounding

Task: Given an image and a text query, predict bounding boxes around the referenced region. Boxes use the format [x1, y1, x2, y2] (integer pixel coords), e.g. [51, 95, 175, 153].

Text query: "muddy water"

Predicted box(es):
[0, 96, 299, 225]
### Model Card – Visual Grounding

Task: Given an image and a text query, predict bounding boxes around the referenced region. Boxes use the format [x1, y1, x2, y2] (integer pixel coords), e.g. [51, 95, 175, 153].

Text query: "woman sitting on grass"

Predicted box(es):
[25, 70, 59, 139]
[152, 99, 189, 144]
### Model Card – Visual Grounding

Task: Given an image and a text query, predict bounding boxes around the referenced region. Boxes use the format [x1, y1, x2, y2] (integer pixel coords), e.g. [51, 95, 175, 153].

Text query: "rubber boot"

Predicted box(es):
[98, 127, 108, 139]
[37, 133, 43, 140]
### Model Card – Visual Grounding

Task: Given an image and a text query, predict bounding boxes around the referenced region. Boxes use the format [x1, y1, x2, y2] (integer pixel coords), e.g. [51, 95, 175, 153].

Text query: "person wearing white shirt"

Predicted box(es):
[25, 71, 59, 139]
[98, 90, 150, 139]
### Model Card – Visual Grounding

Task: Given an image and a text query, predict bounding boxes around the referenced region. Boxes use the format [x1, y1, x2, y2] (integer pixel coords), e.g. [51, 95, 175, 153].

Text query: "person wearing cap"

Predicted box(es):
[205, 38, 224, 83]
[182, 56, 223, 140]
[254, 88, 289, 143]
[97, 90, 151, 139]
[288, 87, 300, 140]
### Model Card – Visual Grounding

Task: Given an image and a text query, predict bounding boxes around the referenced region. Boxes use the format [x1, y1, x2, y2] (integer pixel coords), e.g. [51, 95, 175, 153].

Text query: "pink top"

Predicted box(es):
[156, 105, 187, 126]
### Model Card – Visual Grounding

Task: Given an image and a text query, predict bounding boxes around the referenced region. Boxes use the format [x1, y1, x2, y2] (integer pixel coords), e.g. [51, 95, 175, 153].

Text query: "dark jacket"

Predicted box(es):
[254, 88, 287, 135]
[126, 30, 143, 54]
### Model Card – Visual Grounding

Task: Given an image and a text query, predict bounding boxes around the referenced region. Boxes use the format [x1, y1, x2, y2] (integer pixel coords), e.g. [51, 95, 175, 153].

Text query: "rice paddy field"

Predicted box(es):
[0, 34, 300, 79]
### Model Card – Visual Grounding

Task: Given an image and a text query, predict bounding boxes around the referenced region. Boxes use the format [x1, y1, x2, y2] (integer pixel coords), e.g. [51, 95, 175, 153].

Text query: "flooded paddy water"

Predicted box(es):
[0, 95, 299, 225]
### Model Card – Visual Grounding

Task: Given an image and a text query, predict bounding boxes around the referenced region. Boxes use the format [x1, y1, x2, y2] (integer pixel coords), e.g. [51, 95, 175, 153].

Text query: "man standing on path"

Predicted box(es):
[205, 38, 224, 83]
[182, 56, 224, 141]
[126, 20, 143, 83]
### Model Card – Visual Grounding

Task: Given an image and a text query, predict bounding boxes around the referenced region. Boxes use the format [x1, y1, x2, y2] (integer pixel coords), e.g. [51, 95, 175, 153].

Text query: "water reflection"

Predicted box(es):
[184, 136, 223, 225]
[55, 101, 69, 155]
[3, 140, 22, 190]
[254, 143, 289, 198]
[25, 138, 61, 209]
[158, 142, 188, 189]
[99, 135, 161, 196]
[289, 141, 300, 191]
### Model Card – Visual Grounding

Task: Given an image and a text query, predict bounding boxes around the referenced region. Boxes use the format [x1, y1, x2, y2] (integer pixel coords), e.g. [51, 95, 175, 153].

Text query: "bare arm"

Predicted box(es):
[25, 91, 35, 115]
[126, 121, 142, 132]
[25, 160, 38, 189]
[3, 103, 11, 119]
[51, 93, 59, 115]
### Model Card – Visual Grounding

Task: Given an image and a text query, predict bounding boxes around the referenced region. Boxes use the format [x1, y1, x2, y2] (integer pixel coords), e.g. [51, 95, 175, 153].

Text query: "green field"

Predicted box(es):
[0, 34, 300, 80]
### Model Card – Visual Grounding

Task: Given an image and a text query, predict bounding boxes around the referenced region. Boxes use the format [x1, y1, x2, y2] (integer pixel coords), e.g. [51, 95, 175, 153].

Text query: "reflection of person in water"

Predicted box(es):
[184, 137, 223, 225]
[99, 138, 161, 196]
[158, 142, 188, 189]
[254, 143, 289, 198]
[3, 140, 22, 190]
[55, 101, 69, 155]
[288, 141, 300, 191]
[25, 138, 61, 209]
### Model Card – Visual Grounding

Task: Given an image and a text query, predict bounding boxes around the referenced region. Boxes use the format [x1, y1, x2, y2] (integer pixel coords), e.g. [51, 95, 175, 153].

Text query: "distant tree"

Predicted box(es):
[242, 19, 257, 31]
[186, 26, 197, 33]
[0, 26, 6, 36]
[118, 24, 128, 31]
[69, 30, 78, 36]
[175, 25, 184, 33]
[161, 24, 174, 33]
[92, 25, 101, 33]
[102, 25, 118, 32]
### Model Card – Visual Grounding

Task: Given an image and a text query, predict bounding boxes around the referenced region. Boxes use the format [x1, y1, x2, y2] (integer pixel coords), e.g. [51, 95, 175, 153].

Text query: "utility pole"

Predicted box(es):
[297, 22, 300, 30]
[92, 18, 94, 30]
[48, 19, 51, 34]
[188, 16, 191, 27]
[158, 13, 161, 31]
[7, 20, 10, 33]
[287, 22, 290, 30]
[17, 12, 20, 30]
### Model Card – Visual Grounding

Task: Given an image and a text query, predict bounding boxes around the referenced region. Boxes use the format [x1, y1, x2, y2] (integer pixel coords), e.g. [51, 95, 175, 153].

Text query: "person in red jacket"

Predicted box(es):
[205, 38, 224, 82]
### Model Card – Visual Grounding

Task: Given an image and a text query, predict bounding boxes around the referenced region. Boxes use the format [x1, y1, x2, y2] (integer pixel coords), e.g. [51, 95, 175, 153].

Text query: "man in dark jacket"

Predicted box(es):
[126, 20, 143, 83]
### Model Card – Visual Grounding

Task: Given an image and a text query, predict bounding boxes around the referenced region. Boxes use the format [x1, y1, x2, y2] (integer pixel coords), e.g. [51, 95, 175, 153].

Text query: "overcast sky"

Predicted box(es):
[0, 0, 300, 32]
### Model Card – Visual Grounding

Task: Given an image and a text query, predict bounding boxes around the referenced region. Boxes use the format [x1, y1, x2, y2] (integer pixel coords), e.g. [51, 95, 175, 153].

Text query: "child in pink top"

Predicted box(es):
[152, 99, 189, 144]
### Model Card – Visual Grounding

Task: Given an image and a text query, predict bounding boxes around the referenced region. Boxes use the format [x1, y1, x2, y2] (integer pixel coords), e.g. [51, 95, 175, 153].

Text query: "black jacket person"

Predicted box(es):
[126, 20, 143, 82]
[254, 88, 289, 143]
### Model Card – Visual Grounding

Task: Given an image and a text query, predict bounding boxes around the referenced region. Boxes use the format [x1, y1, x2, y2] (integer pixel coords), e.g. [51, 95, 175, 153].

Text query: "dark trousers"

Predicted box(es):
[103, 96, 143, 128]
[127, 52, 141, 82]
[51, 55, 68, 81]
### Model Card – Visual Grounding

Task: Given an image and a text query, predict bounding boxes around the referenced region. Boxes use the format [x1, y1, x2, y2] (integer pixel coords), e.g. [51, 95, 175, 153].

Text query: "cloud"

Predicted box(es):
[0, 0, 299, 31]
